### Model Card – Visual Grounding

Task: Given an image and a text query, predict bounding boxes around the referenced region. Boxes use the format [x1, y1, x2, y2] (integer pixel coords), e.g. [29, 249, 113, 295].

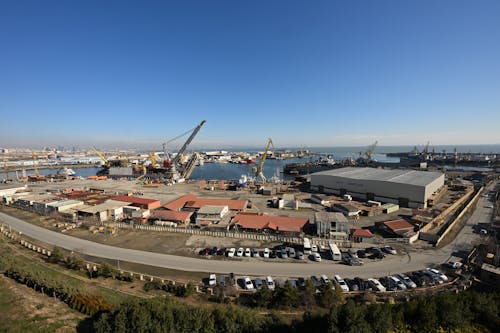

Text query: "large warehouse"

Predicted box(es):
[310, 167, 445, 208]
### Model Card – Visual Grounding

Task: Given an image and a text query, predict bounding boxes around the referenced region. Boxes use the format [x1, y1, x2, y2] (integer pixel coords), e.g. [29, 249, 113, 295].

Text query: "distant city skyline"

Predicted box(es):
[1, 1, 499, 148]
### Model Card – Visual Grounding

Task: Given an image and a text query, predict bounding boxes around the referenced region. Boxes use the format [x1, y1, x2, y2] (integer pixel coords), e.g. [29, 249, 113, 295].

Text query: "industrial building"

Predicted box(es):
[310, 167, 445, 208]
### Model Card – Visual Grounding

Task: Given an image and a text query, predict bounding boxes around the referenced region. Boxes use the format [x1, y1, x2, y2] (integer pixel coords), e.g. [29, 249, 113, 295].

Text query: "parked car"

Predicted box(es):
[296, 251, 305, 260]
[445, 261, 463, 269]
[254, 278, 263, 289]
[354, 277, 370, 291]
[409, 271, 431, 287]
[388, 276, 406, 290]
[270, 250, 277, 259]
[334, 275, 350, 292]
[280, 248, 288, 259]
[251, 248, 260, 257]
[199, 248, 209, 256]
[263, 248, 270, 258]
[310, 276, 322, 288]
[216, 247, 226, 256]
[244, 248, 251, 257]
[266, 276, 275, 290]
[288, 247, 296, 258]
[236, 247, 244, 257]
[382, 245, 397, 255]
[348, 248, 359, 259]
[311, 244, 318, 252]
[357, 249, 367, 258]
[367, 278, 386, 292]
[426, 268, 448, 282]
[208, 247, 218, 255]
[396, 273, 417, 288]
[297, 277, 306, 288]
[208, 274, 216, 286]
[312, 252, 322, 262]
[369, 249, 386, 260]
[227, 248, 236, 258]
[422, 270, 442, 285]
[320, 274, 330, 285]
[344, 278, 359, 291]
[244, 277, 254, 290]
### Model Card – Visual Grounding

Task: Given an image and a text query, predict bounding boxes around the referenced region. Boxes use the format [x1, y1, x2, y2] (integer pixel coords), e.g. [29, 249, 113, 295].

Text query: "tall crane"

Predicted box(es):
[92, 147, 110, 167]
[31, 151, 39, 176]
[170, 120, 206, 166]
[423, 141, 430, 154]
[255, 138, 274, 183]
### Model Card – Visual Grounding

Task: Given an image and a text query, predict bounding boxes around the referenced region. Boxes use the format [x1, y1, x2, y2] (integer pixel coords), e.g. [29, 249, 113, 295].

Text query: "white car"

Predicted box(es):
[334, 275, 349, 292]
[312, 252, 321, 262]
[288, 247, 296, 258]
[251, 248, 260, 257]
[396, 273, 417, 288]
[266, 276, 275, 290]
[244, 248, 251, 257]
[244, 277, 254, 290]
[311, 244, 318, 252]
[446, 261, 463, 269]
[320, 274, 330, 285]
[296, 251, 304, 260]
[382, 245, 397, 255]
[263, 248, 270, 258]
[236, 247, 244, 257]
[227, 248, 236, 258]
[208, 274, 216, 286]
[427, 268, 448, 282]
[367, 278, 386, 292]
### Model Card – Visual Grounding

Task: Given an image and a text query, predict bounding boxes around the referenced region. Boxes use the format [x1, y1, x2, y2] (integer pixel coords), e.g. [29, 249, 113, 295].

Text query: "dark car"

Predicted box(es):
[199, 248, 209, 256]
[208, 247, 218, 255]
[344, 278, 359, 291]
[270, 250, 277, 259]
[297, 277, 306, 288]
[379, 277, 397, 291]
[369, 251, 385, 260]
[354, 277, 370, 291]
[216, 247, 226, 256]
[357, 249, 367, 258]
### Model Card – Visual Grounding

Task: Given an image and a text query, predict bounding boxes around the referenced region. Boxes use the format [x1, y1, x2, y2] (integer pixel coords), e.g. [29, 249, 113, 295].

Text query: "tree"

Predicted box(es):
[272, 280, 299, 309]
[301, 279, 317, 308]
[65, 255, 84, 270]
[49, 246, 64, 263]
[338, 299, 370, 333]
[254, 284, 272, 308]
[98, 262, 116, 278]
[366, 303, 393, 333]
[320, 283, 344, 308]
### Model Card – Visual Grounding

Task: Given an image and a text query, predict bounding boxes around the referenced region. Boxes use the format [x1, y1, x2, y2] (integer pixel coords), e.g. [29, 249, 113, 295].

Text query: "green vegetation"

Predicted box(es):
[88, 290, 500, 333]
[143, 280, 196, 297]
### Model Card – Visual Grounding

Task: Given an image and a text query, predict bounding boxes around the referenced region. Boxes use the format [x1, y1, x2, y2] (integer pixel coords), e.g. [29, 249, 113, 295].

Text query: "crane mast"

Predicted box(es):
[92, 147, 110, 167]
[255, 138, 274, 182]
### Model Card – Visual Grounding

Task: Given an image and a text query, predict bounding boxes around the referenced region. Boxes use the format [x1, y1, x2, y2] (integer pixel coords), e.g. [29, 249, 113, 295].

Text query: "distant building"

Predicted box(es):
[162, 194, 247, 212]
[315, 212, 349, 238]
[377, 219, 415, 237]
[331, 203, 361, 217]
[112, 195, 161, 210]
[149, 210, 193, 226]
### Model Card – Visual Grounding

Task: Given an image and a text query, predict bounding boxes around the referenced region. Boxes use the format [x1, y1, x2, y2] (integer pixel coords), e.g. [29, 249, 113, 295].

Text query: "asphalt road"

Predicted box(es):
[0, 183, 494, 279]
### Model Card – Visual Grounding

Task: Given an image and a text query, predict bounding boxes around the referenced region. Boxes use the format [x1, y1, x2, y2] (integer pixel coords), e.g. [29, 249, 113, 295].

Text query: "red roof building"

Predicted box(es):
[149, 210, 193, 225]
[231, 213, 309, 234]
[377, 219, 414, 236]
[162, 194, 247, 212]
[112, 196, 161, 210]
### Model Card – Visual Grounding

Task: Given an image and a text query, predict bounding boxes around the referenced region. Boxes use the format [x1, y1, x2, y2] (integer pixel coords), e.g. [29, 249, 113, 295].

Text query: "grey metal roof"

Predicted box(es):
[312, 167, 443, 187]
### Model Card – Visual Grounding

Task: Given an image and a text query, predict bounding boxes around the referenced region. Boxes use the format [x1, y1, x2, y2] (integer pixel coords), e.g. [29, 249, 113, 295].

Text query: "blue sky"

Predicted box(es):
[1, 0, 499, 149]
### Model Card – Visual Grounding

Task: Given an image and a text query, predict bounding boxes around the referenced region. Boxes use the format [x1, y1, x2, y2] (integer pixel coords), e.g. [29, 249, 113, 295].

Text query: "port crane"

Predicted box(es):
[160, 120, 206, 180]
[92, 147, 110, 167]
[365, 140, 378, 161]
[255, 138, 274, 183]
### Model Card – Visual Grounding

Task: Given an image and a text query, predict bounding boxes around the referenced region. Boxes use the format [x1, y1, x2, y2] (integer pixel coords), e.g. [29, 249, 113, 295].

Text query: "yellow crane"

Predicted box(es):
[92, 147, 110, 167]
[255, 138, 274, 182]
[32, 151, 39, 176]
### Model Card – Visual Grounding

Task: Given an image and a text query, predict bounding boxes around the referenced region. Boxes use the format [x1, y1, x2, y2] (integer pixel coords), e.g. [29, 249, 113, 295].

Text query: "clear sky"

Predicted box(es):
[1, 0, 499, 149]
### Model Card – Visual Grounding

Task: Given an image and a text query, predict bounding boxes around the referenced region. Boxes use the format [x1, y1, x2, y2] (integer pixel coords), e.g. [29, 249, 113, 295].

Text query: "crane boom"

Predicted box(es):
[256, 138, 274, 182]
[171, 120, 206, 166]
[92, 147, 110, 167]
[365, 140, 378, 161]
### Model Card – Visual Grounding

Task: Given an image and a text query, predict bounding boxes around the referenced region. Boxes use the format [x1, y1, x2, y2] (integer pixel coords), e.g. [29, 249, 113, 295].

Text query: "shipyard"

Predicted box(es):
[2, 1, 500, 332]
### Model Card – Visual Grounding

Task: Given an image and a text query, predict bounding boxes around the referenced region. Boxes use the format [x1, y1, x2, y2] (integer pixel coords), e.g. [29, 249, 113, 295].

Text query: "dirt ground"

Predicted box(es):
[0, 275, 83, 333]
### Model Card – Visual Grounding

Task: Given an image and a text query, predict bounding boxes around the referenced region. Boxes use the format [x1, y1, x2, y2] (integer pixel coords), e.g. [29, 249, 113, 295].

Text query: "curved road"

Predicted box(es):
[0, 184, 493, 278]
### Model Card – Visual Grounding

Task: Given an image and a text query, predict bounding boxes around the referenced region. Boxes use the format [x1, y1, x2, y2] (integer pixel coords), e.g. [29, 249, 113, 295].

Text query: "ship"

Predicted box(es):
[57, 167, 76, 177]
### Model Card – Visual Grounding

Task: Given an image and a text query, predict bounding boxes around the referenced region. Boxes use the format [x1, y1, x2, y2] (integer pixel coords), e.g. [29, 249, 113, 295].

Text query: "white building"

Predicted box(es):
[311, 167, 445, 209]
